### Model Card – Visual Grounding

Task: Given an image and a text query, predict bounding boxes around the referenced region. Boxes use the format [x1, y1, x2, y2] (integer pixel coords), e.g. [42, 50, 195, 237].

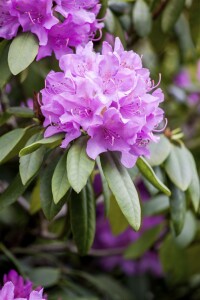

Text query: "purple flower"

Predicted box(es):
[10, 0, 58, 45]
[0, 270, 47, 299]
[0, 0, 20, 39]
[40, 38, 164, 168]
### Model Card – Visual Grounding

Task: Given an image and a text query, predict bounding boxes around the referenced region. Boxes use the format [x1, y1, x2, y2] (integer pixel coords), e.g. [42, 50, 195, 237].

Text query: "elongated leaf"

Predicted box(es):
[7, 107, 34, 118]
[136, 157, 171, 196]
[108, 195, 129, 235]
[165, 144, 193, 191]
[101, 152, 141, 231]
[170, 186, 186, 236]
[19, 134, 64, 156]
[124, 224, 163, 259]
[105, 9, 126, 46]
[30, 180, 41, 214]
[142, 195, 169, 216]
[67, 137, 95, 193]
[0, 127, 35, 164]
[161, 0, 186, 32]
[0, 40, 11, 88]
[40, 160, 66, 220]
[133, 0, 152, 37]
[52, 152, 70, 204]
[8, 32, 39, 75]
[19, 133, 46, 185]
[96, 157, 111, 216]
[186, 149, 200, 212]
[147, 135, 171, 166]
[98, 0, 108, 19]
[70, 181, 96, 255]
[28, 267, 60, 288]
[0, 174, 33, 211]
[175, 211, 196, 248]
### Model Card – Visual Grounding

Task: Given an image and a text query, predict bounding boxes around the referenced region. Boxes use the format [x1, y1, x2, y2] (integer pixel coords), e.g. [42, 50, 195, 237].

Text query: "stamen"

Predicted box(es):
[153, 118, 168, 133]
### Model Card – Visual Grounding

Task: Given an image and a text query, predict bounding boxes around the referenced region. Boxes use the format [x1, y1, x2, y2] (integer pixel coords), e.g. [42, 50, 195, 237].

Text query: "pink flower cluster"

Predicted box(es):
[0, 270, 46, 300]
[41, 38, 164, 168]
[0, 0, 102, 60]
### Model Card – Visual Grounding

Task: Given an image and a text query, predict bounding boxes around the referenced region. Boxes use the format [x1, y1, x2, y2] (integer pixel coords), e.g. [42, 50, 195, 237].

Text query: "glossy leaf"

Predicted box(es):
[70, 181, 96, 255]
[67, 137, 95, 193]
[124, 224, 163, 259]
[0, 40, 11, 89]
[101, 152, 141, 231]
[19, 133, 46, 185]
[175, 211, 197, 248]
[8, 32, 39, 75]
[170, 186, 186, 236]
[136, 157, 171, 196]
[165, 144, 193, 191]
[133, 0, 152, 37]
[19, 133, 64, 156]
[40, 160, 66, 220]
[147, 135, 171, 166]
[161, 0, 186, 32]
[142, 195, 170, 216]
[52, 152, 70, 204]
[108, 195, 129, 235]
[7, 106, 34, 118]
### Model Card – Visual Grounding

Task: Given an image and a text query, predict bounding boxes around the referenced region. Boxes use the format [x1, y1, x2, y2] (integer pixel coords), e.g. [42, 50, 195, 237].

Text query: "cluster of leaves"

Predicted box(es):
[1, 0, 200, 299]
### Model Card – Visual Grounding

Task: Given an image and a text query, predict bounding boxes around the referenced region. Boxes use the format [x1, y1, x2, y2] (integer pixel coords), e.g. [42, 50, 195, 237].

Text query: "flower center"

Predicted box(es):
[103, 128, 120, 146]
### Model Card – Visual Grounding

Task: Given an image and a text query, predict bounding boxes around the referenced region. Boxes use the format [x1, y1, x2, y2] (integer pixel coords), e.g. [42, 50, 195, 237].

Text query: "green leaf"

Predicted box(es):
[52, 152, 70, 204]
[186, 149, 200, 212]
[136, 156, 171, 196]
[96, 156, 111, 216]
[170, 186, 186, 236]
[108, 195, 129, 235]
[101, 152, 141, 231]
[175, 211, 196, 248]
[70, 181, 96, 255]
[19, 133, 46, 185]
[105, 9, 126, 46]
[8, 32, 39, 75]
[0, 40, 11, 89]
[98, 0, 108, 19]
[164, 144, 193, 191]
[19, 133, 64, 156]
[0, 174, 33, 211]
[28, 267, 60, 288]
[133, 0, 152, 37]
[7, 107, 34, 118]
[30, 180, 41, 214]
[67, 137, 95, 193]
[124, 224, 163, 259]
[142, 195, 169, 216]
[40, 160, 66, 220]
[161, 0, 186, 32]
[0, 127, 34, 164]
[147, 135, 171, 166]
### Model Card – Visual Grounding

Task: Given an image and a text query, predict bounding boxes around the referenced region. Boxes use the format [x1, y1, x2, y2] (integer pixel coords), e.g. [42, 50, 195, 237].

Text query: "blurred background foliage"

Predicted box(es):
[1, 0, 200, 299]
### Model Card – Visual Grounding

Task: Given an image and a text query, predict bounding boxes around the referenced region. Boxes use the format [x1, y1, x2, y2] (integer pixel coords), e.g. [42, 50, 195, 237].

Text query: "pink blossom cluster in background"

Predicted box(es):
[173, 60, 200, 105]
[40, 38, 164, 168]
[0, 270, 46, 299]
[0, 0, 103, 60]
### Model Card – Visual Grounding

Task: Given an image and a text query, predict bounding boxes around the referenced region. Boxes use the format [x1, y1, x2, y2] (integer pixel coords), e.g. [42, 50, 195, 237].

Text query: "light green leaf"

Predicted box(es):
[52, 152, 70, 204]
[101, 152, 141, 231]
[0, 40, 11, 89]
[108, 195, 129, 235]
[105, 9, 126, 46]
[0, 174, 33, 211]
[28, 267, 60, 288]
[40, 160, 66, 220]
[7, 107, 34, 118]
[164, 144, 193, 191]
[133, 0, 152, 37]
[124, 224, 163, 259]
[19, 133, 64, 156]
[70, 181, 96, 255]
[30, 180, 41, 214]
[161, 0, 186, 32]
[67, 137, 95, 193]
[136, 156, 171, 196]
[175, 211, 197, 248]
[170, 186, 186, 236]
[147, 135, 171, 166]
[8, 32, 39, 75]
[142, 195, 169, 216]
[19, 133, 46, 185]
